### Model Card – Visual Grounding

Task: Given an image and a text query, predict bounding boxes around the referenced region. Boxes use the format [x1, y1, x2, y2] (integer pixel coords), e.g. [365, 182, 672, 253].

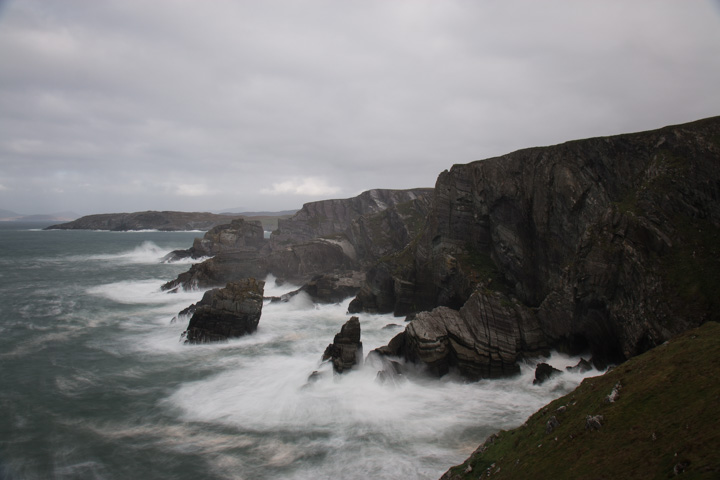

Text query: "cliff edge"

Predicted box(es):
[353, 116, 720, 373]
[440, 321, 720, 479]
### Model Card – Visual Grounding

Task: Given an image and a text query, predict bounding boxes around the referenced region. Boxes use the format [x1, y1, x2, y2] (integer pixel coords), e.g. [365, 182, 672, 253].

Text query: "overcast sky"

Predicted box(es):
[1, 0, 719, 215]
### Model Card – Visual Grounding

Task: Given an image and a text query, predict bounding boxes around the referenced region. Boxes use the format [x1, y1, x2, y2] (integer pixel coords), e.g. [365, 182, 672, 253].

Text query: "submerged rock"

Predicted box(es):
[566, 358, 593, 373]
[183, 278, 265, 344]
[322, 316, 363, 374]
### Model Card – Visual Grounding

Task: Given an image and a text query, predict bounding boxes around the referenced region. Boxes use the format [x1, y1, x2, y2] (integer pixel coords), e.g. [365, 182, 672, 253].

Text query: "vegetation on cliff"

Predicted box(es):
[440, 322, 720, 480]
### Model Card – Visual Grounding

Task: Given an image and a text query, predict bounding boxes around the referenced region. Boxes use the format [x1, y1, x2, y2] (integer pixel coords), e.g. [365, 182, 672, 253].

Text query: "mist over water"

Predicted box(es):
[0, 223, 601, 479]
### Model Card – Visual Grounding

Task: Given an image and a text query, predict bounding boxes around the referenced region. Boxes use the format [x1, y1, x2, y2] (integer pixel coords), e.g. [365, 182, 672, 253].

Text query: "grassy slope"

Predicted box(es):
[442, 322, 720, 480]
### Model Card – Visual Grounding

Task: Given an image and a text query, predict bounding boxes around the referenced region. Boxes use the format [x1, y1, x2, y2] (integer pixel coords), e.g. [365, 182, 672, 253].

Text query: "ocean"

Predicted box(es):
[0, 222, 601, 479]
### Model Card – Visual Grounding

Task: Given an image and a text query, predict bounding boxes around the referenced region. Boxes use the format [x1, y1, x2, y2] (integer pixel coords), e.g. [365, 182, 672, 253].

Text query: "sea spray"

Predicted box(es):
[0, 224, 603, 480]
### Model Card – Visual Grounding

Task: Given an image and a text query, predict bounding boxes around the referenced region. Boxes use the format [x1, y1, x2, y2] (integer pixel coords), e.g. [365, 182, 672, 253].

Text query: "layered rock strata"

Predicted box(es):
[322, 316, 363, 373]
[374, 288, 547, 379]
[354, 116, 720, 375]
[183, 279, 264, 344]
[271, 188, 432, 246]
[162, 188, 433, 291]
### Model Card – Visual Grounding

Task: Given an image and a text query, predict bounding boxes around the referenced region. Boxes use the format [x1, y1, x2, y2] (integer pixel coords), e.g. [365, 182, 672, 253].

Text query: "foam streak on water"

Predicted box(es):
[0, 224, 602, 480]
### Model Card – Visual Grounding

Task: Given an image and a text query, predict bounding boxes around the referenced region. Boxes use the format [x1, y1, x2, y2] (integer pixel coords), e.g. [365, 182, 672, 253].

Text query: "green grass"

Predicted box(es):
[443, 322, 720, 479]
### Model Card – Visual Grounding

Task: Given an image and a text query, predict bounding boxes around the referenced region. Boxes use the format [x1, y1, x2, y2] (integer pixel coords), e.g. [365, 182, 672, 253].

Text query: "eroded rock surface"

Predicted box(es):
[354, 117, 720, 373]
[322, 316, 363, 374]
[376, 288, 547, 379]
[183, 278, 264, 344]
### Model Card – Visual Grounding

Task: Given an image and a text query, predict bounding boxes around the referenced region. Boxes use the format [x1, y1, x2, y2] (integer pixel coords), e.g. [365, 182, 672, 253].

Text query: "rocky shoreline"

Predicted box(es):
[161, 116, 719, 478]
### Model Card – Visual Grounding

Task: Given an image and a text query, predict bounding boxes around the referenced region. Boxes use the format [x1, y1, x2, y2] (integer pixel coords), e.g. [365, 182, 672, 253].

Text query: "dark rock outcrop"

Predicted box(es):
[46, 211, 242, 231]
[322, 316, 363, 373]
[354, 116, 720, 374]
[290, 271, 365, 304]
[162, 188, 433, 291]
[193, 218, 266, 257]
[183, 279, 264, 344]
[375, 288, 547, 379]
[533, 363, 562, 385]
[270, 188, 433, 246]
[566, 358, 593, 373]
[164, 218, 267, 262]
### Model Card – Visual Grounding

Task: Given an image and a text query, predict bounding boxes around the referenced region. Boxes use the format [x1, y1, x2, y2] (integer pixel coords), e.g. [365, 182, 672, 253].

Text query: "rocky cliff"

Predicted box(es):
[352, 116, 720, 373]
[162, 188, 433, 291]
[46, 211, 242, 231]
[270, 188, 433, 246]
[182, 279, 265, 344]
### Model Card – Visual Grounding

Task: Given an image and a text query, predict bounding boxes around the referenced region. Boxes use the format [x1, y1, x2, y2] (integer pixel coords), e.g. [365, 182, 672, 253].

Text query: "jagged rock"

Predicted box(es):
[291, 271, 364, 304]
[585, 414, 604, 431]
[374, 360, 405, 386]
[271, 188, 432, 246]
[351, 117, 720, 368]
[183, 278, 264, 344]
[372, 288, 547, 379]
[162, 251, 268, 291]
[566, 358, 593, 373]
[163, 218, 266, 262]
[162, 189, 433, 291]
[534, 363, 562, 385]
[322, 316, 363, 374]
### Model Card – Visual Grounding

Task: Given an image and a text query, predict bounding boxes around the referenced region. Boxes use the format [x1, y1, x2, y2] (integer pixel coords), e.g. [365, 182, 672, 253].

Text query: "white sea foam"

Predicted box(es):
[60, 268, 604, 479]
[158, 284, 603, 479]
[84, 241, 172, 264]
[87, 278, 202, 305]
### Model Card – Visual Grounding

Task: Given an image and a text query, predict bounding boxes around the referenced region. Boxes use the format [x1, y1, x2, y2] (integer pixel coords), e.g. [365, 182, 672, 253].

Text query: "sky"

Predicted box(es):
[1, 1, 720, 216]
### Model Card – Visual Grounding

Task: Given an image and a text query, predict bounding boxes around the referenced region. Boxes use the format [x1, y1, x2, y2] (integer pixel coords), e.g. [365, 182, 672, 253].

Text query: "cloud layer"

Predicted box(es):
[1, 0, 719, 214]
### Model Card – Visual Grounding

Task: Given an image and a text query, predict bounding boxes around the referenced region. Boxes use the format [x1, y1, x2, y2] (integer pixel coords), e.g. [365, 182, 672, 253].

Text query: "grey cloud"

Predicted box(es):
[1, 0, 719, 214]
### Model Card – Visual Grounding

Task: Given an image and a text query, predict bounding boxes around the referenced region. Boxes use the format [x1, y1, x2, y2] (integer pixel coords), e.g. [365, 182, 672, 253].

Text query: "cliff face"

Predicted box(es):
[353, 116, 720, 370]
[163, 188, 433, 291]
[270, 188, 433, 246]
[191, 219, 266, 257]
[45, 211, 242, 231]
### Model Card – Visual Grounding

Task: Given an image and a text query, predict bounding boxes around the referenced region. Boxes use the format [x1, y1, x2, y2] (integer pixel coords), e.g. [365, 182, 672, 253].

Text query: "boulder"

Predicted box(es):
[191, 218, 266, 257]
[533, 363, 562, 385]
[183, 278, 265, 344]
[372, 288, 547, 380]
[322, 316, 363, 374]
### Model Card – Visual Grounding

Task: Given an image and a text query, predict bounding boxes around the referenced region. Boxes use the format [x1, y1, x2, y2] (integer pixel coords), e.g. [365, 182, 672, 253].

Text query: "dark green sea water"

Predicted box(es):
[0, 222, 598, 479]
